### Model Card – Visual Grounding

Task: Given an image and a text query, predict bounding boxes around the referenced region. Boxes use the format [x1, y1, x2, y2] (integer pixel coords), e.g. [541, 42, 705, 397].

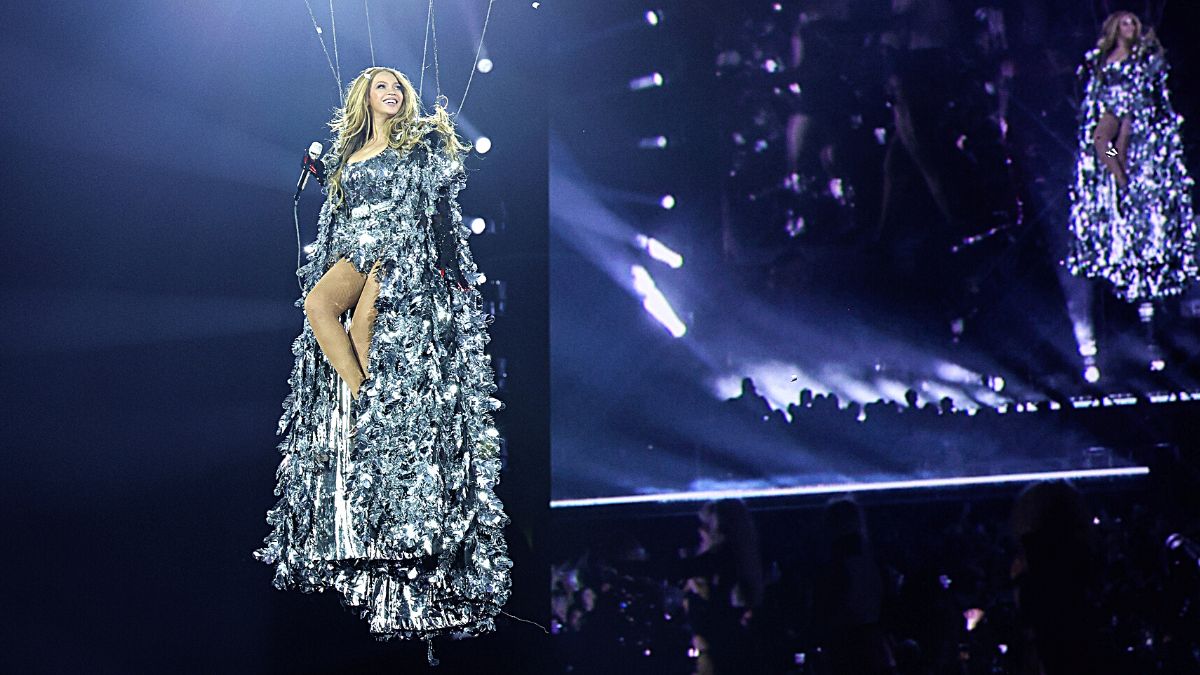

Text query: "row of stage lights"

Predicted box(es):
[726, 354, 1199, 420]
[635, 12, 674, 211]
[469, 57, 495, 155]
[990, 390, 1200, 413]
[467, 54, 504, 395]
[628, 68, 676, 213]
[641, 6, 688, 211]
[622, 11, 688, 337]
[466, 59, 497, 227]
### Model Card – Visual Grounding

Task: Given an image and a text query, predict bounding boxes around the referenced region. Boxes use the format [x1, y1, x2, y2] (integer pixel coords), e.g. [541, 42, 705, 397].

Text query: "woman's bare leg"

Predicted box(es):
[304, 258, 368, 398]
[349, 260, 383, 379]
[1115, 115, 1132, 180]
[1092, 113, 1128, 188]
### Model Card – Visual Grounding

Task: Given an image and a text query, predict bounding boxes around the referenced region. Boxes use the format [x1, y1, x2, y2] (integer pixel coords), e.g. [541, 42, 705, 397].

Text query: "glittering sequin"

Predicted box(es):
[1067, 47, 1199, 301]
[253, 128, 511, 642]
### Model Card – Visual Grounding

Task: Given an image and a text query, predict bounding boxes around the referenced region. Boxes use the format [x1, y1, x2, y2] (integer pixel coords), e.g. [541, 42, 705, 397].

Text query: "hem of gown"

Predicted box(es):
[253, 545, 511, 642]
[1067, 255, 1200, 302]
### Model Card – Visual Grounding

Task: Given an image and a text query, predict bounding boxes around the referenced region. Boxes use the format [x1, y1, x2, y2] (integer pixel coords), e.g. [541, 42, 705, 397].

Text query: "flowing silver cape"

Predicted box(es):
[1067, 46, 1199, 302]
[253, 127, 512, 642]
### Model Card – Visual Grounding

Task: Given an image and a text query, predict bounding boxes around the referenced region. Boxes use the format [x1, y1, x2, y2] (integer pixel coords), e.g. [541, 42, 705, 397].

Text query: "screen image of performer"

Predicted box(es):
[1067, 11, 1199, 304]
[253, 66, 511, 655]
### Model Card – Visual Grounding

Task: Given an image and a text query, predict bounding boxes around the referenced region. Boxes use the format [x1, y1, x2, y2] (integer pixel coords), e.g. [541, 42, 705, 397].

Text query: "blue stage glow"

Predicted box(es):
[550, 466, 1151, 508]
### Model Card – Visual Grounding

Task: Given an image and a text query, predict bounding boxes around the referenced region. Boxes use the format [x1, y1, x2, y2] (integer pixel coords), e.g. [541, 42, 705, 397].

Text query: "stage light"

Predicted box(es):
[987, 375, 1005, 392]
[630, 72, 665, 90]
[645, 10, 662, 25]
[639, 135, 669, 149]
[964, 608, 984, 632]
[469, 217, 487, 234]
[631, 265, 686, 337]
[785, 215, 806, 237]
[1079, 341, 1097, 357]
[1138, 302, 1155, 321]
[636, 234, 683, 268]
[935, 361, 981, 385]
[476, 58, 494, 73]
[475, 136, 492, 154]
[660, 194, 676, 209]
[828, 178, 846, 201]
[763, 58, 780, 73]
[1084, 364, 1100, 383]
[1150, 359, 1166, 371]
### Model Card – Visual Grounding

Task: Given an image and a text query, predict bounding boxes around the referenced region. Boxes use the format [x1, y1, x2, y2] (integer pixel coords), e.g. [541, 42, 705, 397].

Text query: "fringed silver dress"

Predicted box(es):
[1067, 46, 1199, 302]
[253, 127, 512, 646]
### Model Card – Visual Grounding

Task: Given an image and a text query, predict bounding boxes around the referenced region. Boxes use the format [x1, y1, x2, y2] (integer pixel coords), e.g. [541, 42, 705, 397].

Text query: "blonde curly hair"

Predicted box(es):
[324, 66, 471, 208]
[1093, 11, 1162, 67]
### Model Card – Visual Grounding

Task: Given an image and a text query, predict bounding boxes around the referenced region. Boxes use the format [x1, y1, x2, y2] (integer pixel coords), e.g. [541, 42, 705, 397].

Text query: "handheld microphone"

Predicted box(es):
[294, 142, 324, 201]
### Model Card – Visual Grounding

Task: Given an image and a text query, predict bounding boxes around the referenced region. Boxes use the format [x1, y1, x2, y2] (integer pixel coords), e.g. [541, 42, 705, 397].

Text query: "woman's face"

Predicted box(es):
[367, 71, 404, 120]
[1118, 14, 1138, 42]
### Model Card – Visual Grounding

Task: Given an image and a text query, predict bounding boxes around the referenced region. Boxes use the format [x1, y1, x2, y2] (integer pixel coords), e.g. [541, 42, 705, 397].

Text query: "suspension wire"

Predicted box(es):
[293, 201, 305, 295]
[329, 0, 342, 99]
[430, 0, 442, 100]
[302, 0, 342, 103]
[308, 0, 490, 116]
[419, 0, 434, 97]
[456, 0, 495, 116]
[499, 609, 551, 634]
[364, 0, 376, 65]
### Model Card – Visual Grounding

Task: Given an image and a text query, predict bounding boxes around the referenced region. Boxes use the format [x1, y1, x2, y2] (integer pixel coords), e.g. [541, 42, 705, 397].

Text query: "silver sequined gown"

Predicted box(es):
[253, 128, 512, 641]
[1067, 46, 1199, 301]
